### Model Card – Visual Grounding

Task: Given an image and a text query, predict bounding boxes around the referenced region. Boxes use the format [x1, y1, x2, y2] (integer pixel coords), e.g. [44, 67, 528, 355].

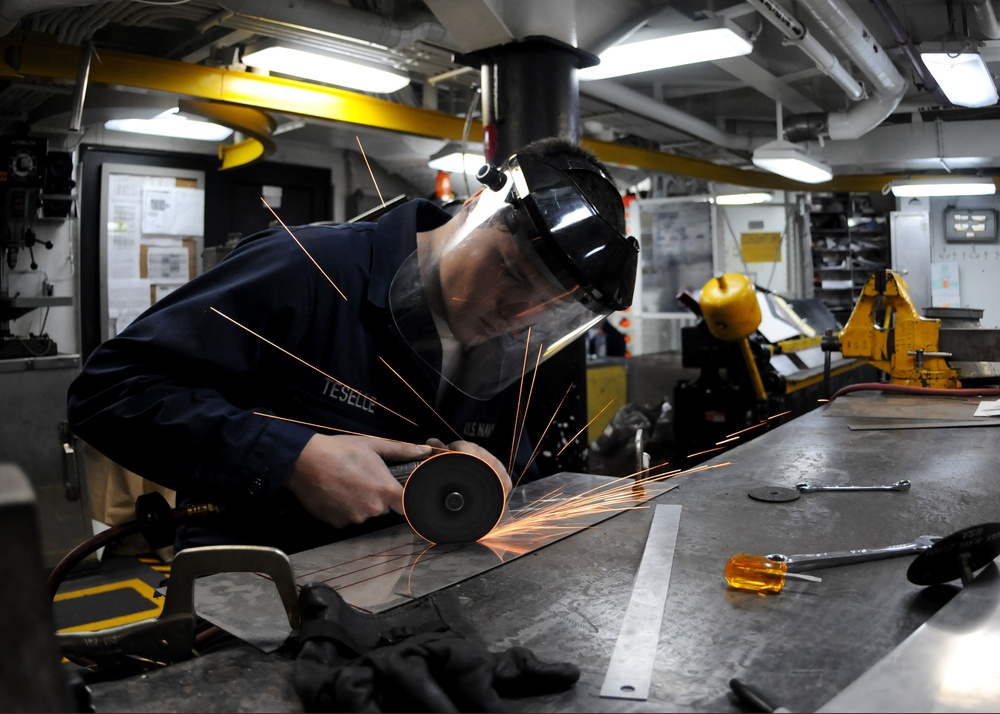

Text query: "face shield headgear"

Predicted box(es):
[389, 151, 639, 399]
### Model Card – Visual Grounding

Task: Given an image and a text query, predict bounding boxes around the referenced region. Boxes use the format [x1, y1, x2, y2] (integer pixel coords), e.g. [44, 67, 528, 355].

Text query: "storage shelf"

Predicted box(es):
[809, 191, 891, 323]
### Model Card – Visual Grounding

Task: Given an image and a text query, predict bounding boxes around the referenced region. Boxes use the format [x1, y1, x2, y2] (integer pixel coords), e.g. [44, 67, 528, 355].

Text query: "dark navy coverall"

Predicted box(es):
[67, 199, 531, 553]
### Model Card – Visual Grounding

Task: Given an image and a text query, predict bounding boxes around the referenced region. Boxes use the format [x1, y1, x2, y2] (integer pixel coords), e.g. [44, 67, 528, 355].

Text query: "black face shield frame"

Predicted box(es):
[485, 153, 640, 313]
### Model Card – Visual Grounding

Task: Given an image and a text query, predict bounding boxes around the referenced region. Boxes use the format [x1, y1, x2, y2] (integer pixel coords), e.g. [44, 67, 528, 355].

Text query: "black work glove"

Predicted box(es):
[292, 582, 579, 712]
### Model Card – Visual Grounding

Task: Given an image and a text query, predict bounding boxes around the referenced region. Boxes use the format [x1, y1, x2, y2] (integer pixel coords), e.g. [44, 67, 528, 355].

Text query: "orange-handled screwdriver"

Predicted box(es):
[725, 534, 941, 593]
[725, 553, 821, 593]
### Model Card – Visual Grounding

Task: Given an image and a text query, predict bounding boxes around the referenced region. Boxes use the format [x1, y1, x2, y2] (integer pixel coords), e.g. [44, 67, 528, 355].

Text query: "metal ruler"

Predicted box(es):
[600, 503, 682, 701]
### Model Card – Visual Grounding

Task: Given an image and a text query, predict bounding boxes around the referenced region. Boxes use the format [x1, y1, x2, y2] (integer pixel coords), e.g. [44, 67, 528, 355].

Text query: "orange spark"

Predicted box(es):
[253, 412, 452, 454]
[726, 421, 768, 439]
[510, 335, 546, 480]
[514, 383, 574, 491]
[483, 462, 732, 545]
[508, 327, 535, 477]
[260, 197, 347, 301]
[512, 288, 578, 320]
[767, 410, 792, 421]
[687, 445, 726, 459]
[356, 135, 385, 207]
[556, 396, 616, 457]
[378, 356, 463, 443]
[212, 306, 416, 426]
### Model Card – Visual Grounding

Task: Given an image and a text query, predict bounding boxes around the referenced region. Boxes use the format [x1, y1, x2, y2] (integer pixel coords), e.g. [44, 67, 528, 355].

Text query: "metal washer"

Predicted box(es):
[747, 486, 801, 503]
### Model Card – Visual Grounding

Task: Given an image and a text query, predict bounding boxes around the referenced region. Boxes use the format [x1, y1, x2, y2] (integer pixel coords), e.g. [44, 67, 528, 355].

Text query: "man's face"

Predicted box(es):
[437, 221, 571, 347]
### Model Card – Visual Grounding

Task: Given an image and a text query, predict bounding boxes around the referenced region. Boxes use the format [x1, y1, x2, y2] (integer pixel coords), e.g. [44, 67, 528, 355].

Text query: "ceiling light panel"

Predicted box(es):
[579, 18, 754, 80]
[751, 140, 832, 184]
[920, 47, 999, 108]
[242, 41, 410, 94]
[888, 177, 997, 197]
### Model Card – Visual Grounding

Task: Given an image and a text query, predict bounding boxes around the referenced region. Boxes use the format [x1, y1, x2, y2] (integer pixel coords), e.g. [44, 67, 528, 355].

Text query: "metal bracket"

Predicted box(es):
[56, 545, 299, 669]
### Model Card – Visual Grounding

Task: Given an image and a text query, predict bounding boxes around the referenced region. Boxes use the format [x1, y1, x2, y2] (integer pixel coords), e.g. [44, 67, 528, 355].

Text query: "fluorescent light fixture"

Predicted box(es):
[242, 40, 410, 94]
[427, 151, 485, 175]
[888, 177, 997, 197]
[921, 45, 998, 108]
[579, 17, 753, 80]
[714, 191, 773, 205]
[751, 139, 832, 184]
[105, 108, 234, 141]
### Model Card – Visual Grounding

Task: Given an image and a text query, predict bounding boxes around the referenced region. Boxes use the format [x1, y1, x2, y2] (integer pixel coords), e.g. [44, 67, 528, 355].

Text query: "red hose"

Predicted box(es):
[48, 521, 140, 598]
[829, 382, 1000, 401]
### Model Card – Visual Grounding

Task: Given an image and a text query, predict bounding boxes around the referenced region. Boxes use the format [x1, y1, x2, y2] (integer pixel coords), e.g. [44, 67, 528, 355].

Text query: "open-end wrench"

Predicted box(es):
[794, 479, 911, 493]
[767, 533, 940, 572]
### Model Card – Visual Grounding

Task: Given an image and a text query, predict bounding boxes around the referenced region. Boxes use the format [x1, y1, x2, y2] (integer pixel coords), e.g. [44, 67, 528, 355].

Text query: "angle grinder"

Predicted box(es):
[389, 451, 507, 545]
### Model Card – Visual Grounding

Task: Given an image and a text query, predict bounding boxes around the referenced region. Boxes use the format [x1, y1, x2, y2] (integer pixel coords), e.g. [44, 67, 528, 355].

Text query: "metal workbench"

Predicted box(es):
[89, 391, 1000, 712]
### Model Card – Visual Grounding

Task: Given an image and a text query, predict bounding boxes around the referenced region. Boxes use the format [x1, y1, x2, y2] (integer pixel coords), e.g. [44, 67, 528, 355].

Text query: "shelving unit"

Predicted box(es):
[809, 192, 891, 324]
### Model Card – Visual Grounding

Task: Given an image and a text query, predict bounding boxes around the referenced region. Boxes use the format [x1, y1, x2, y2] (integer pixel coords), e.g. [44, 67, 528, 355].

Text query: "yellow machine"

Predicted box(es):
[699, 273, 768, 401]
[838, 271, 961, 388]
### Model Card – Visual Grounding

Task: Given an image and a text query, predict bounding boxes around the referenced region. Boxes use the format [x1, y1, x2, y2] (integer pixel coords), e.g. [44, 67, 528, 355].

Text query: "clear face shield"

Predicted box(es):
[390, 152, 639, 399]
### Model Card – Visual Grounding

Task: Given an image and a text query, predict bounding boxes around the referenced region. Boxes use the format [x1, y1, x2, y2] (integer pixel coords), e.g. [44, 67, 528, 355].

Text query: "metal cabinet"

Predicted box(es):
[0, 355, 91, 568]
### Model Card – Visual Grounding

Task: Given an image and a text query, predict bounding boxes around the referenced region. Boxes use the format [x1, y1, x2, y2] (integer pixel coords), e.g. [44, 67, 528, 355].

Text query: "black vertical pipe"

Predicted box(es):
[460, 36, 601, 475]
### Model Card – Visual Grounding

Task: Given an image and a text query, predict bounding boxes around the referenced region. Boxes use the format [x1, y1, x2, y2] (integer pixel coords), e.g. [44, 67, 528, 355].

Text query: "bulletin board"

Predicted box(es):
[98, 164, 205, 340]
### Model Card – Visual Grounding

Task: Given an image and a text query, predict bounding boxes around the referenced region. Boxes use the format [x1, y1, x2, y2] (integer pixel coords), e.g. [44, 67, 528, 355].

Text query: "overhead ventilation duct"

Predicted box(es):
[0, 0, 95, 36]
[580, 80, 753, 152]
[217, 0, 450, 50]
[3, 0, 451, 50]
[965, 0, 1000, 39]
[785, 0, 908, 141]
[745, 0, 864, 101]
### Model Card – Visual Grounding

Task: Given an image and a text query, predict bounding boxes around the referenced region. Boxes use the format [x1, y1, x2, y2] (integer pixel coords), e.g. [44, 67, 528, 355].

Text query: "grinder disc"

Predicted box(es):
[907, 522, 1000, 586]
[748, 486, 800, 503]
[402, 452, 506, 544]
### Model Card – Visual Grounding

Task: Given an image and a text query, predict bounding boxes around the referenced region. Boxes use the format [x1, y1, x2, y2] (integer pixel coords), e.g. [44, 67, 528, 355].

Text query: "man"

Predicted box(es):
[67, 137, 638, 553]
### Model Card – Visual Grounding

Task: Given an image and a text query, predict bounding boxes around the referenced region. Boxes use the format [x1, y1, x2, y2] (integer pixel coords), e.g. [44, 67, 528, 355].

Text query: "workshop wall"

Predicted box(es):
[893, 195, 1000, 329]
[7, 127, 426, 358]
[8, 213, 77, 354]
[927, 195, 1000, 329]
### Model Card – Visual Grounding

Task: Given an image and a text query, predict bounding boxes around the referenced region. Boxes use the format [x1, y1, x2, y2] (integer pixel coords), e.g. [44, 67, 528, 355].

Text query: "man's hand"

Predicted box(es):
[286, 434, 432, 528]
[426, 438, 512, 494]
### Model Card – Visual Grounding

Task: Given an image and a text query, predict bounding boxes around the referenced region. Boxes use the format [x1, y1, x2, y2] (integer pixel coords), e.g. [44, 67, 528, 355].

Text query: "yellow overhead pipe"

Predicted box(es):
[3, 30, 992, 192]
[1, 31, 478, 145]
[177, 98, 276, 170]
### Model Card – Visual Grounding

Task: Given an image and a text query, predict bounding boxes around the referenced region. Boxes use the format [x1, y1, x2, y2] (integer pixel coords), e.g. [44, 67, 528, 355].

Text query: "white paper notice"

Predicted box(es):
[109, 279, 151, 334]
[146, 246, 190, 282]
[141, 185, 205, 236]
[931, 262, 961, 308]
[173, 187, 205, 236]
[142, 186, 175, 235]
[974, 399, 1000, 417]
[107, 203, 141, 281]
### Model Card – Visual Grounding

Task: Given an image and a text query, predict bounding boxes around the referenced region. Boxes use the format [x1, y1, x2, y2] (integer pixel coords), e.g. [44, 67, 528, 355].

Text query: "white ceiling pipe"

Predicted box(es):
[3, 0, 452, 51]
[580, 80, 754, 152]
[218, 0, 451, 50]
[965, 0, 1000, 39]
[745, 0, 864, 101]
[798, 0, 907, 140]
[0, 0, 97, 37]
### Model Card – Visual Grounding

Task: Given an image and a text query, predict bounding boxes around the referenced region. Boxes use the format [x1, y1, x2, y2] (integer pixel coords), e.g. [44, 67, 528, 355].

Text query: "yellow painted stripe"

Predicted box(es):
[55, 578, 163, 632]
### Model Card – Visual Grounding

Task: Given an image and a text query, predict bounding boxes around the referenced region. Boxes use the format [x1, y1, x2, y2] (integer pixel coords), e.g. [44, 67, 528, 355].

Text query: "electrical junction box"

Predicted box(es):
[944, 207, 997, 242]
